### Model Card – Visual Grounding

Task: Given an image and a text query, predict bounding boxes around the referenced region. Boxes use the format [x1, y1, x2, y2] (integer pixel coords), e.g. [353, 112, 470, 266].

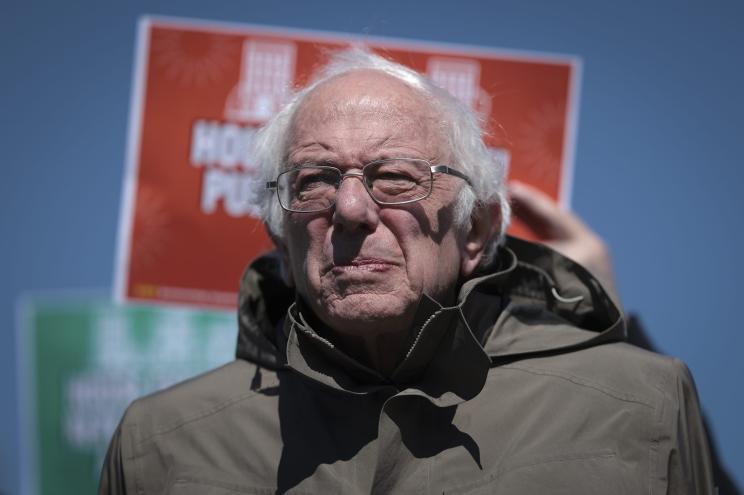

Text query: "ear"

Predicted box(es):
[267, 227, 295, 288]
[460, 203, 501, 278]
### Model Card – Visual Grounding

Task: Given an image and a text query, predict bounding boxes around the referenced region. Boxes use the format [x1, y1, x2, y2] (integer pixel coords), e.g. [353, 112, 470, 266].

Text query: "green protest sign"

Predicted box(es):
[18, 296, 236, 495]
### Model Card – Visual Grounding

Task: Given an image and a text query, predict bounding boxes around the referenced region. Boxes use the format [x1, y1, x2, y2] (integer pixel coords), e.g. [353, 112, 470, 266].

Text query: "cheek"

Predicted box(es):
[285, 216, 330, 286]
[380, 209, 462, 293]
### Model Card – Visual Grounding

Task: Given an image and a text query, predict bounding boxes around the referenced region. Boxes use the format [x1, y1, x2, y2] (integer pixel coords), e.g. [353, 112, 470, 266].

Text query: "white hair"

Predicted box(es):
[251, 48, 511, 265]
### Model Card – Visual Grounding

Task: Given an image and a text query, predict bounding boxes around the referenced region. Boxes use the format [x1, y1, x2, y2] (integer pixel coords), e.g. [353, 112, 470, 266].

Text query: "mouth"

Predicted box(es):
[329, 258, 397, 274]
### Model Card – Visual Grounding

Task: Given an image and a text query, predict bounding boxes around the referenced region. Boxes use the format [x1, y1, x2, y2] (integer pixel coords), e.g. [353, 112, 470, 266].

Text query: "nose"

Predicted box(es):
[332, 173, 379, 232]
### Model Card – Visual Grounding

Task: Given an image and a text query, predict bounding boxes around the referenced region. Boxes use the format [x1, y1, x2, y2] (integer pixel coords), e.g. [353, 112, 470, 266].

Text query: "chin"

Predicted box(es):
[322, 294, 415, 336]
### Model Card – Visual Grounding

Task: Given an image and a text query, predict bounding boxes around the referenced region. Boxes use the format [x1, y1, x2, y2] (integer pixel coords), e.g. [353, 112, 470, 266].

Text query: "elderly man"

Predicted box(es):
[100, 50, 714, 494]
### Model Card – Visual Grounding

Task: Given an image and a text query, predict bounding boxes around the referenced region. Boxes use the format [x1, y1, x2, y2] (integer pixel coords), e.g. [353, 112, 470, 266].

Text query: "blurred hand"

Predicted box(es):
[509, 181, 617, 297]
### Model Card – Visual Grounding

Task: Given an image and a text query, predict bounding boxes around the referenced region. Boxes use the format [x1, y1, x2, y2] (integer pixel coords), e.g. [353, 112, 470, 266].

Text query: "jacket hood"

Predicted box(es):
[236, 251, 294, 370]
[235, 236, 625, 369]
[465, 236, 624, 364]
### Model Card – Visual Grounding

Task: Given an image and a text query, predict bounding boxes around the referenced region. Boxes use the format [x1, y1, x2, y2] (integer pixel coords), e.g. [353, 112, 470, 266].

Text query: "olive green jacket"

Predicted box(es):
[100, 237, 714, 494]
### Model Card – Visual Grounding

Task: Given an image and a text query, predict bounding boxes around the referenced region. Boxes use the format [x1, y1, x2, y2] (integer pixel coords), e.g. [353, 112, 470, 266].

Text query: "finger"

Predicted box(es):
[509, 181, 576, 238]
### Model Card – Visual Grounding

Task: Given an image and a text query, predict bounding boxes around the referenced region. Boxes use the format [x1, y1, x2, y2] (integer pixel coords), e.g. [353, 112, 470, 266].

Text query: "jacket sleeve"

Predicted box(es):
[98, 425, 128, 495]
[664, 359, 716, 494]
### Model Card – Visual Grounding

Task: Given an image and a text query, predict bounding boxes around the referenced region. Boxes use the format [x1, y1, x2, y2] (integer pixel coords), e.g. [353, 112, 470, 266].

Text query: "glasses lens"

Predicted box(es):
[278, 166, 340, 212]
[365, 159, 432, 204]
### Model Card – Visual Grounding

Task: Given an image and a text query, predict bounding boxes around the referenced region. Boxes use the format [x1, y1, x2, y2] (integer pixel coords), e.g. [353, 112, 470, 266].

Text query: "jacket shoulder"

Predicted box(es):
[504, 343, 715, 493]
[510, 342, 694, 406]
[101, 360, 282, 494]
[121, 360, 278, 446]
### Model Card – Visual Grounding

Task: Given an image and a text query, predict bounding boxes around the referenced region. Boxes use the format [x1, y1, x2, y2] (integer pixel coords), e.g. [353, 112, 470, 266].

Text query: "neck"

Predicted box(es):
[299, 289, 459, 376]
[295, 297, 414, 376]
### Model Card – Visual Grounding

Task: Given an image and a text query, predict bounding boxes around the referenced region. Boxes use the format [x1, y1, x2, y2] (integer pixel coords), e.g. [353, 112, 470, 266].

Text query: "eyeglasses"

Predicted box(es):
[266, 158, 472, 213]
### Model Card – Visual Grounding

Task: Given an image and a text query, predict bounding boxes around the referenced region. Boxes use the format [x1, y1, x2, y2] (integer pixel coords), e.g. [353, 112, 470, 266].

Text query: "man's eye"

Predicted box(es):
[375, 171, 415, 183]
[295, 170, 336, 191]
[372, 163, 420, 182]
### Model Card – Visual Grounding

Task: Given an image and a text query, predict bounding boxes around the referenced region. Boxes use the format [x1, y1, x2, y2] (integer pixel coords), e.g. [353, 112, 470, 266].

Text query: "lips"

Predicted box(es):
[326, 257, 398, 275]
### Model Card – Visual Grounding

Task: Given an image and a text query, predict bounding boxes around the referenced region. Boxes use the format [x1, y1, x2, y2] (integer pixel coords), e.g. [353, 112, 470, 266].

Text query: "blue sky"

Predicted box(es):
[2, 1, 742, 492]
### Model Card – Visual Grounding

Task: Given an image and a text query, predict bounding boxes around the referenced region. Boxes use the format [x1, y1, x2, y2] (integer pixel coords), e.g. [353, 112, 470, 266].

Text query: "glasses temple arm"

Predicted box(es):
[430, 165, 473, 187]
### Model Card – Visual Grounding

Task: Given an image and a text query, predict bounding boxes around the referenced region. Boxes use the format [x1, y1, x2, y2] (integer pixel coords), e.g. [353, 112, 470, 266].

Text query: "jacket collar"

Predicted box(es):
[236, 237, 626, 400]
[283, 292, 491, 407]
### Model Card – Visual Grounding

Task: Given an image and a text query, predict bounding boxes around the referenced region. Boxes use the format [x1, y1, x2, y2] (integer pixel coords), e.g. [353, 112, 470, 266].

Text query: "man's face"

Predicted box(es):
[282, 71, 473, 338]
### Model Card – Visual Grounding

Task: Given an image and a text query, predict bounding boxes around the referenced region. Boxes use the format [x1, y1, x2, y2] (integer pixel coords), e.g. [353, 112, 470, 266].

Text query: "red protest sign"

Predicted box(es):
[116, 17, 580, 309]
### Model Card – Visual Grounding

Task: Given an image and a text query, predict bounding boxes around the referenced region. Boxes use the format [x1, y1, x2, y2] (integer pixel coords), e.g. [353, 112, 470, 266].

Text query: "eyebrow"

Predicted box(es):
[287, 159, 339, 169]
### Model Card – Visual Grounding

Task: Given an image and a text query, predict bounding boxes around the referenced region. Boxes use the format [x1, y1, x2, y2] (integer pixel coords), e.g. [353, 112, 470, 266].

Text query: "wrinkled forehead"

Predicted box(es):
[288, 70, 447, 153]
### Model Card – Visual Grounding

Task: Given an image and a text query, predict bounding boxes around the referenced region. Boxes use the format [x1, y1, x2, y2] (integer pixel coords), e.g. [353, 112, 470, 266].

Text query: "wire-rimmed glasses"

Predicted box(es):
[266, 158, 472, 213]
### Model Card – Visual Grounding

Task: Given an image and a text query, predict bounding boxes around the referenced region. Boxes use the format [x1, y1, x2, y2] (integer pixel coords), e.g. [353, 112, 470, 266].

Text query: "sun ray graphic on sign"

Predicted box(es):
[152, 31, 237, 87]
[516, 102, 566, 183]
[131, 185, 173, 270]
